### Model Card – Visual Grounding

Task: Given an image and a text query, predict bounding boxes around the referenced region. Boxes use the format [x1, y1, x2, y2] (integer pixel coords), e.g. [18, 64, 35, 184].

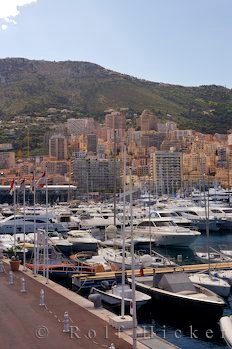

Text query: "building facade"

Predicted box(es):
[72, 158, 120, 193]
[49, 135, 68, 160]
[150, 150, 183, 195]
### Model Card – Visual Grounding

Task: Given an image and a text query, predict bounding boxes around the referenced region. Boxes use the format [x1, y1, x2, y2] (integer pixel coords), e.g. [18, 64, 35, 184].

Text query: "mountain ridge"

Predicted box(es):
[0, 58, 232, 133]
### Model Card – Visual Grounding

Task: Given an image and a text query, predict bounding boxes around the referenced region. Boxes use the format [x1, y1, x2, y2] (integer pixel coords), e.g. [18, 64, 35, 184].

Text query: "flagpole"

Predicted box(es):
[45, 165, 49, 284]
[13, 180, 16, 247]
[33, 171, 37, 276]
[23, 181, 26, 271]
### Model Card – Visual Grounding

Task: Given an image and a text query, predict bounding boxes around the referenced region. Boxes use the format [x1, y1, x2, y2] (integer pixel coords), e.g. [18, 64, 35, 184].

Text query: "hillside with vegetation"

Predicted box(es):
[0, 58, 232, 133]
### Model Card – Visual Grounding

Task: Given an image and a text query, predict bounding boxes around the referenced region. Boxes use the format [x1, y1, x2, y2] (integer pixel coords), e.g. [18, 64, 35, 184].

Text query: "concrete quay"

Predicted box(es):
[0, 261, 179, 349]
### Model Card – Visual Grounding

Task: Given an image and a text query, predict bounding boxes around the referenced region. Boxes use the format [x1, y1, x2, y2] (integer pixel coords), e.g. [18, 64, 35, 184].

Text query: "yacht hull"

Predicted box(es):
[129, 277, 225, 324]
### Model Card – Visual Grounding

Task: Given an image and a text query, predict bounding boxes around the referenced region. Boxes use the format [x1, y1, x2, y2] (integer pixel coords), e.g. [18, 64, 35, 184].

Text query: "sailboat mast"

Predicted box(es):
[23, 183, 26, 271]
[33, 170, 37, 276]
[120, 145, 126, 319]
[202, 173, 211, 273]
[129, 167, 137, 349]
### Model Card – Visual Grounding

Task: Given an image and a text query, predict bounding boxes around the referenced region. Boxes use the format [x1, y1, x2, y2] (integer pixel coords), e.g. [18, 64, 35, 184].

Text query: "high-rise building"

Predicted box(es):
[105, 111, 126, 130]
[49, 135, 68, 160]
[46, 160, 68, 175]
[67, 118, 96, 136]
[87, 134, 97, 154]
[140, 109, 158, 132]
[150, 150, 183, 195]
[141, 131, 165, 149]
[72, 158, 120, 193]
[0, 143, 15, 169]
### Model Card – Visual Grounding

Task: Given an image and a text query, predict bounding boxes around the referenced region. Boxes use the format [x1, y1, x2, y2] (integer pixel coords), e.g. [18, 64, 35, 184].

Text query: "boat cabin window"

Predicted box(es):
[183, 211, 198, 216]
[154, 221, 175, 227]
[137, 221, 154, 227]
[60, 216, 71, 222]
[159, 212, 177, 217]
[175, 212, 183, 216]
[222, 209, 232, 213]
[211, 209, 222, 213]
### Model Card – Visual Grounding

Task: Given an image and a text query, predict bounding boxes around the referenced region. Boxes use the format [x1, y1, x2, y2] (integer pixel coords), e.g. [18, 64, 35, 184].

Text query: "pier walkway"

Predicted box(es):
[0, 262, 179, 349]
[0, 264, 132, 349]
[72, 261, 232, 285]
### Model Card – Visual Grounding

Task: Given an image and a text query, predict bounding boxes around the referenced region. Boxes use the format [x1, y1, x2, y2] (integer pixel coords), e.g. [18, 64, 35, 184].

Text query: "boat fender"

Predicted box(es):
[88, 294, 102, 308]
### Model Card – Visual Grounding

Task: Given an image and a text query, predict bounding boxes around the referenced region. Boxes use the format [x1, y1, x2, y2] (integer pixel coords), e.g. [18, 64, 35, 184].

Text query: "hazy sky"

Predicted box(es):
[0, 0, 231, 87]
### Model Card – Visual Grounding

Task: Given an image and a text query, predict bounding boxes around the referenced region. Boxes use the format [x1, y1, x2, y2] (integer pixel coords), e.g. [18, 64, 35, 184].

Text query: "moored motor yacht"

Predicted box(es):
[0, 214, 68, 234]
[79, 212, 122, 231]
[91, 282, 151, 312]
[99, 247, 142, 270]
[128, 271, 226, 323]
[195, 251, 232, 263]
[66, 229, 98, 252]
[171, 206, 222, 232]
[149, 209, 194, 229]
[130, 218, 200, 248]
[188, 272, 231, 297]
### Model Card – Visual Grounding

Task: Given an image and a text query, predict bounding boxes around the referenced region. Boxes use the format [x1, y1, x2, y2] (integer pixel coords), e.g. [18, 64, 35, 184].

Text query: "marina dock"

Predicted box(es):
[72, 261, 232, 286]
[0, 261, 179, 349]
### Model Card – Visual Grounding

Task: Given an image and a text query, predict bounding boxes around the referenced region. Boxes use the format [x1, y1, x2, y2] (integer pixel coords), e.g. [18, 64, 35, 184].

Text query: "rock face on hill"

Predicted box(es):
[0, 58, 232, 133]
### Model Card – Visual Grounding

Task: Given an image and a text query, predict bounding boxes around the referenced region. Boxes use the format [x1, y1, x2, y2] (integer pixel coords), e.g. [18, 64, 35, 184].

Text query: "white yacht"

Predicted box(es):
[66, 229, 98, 252]
[171, 206, 222, 232]
[54, 208, 80, 230]
[210, 207, 232, 231]
[79, 211, 122, 231]
[195, 251, 232, 263]
[149, 209, 194, 229]
[131, 218, 200, 248]
[188, 272, 231, 297]
[0, 214, 68, 234]
[91, 283, 151, 311]
[99, 247, 142, 270]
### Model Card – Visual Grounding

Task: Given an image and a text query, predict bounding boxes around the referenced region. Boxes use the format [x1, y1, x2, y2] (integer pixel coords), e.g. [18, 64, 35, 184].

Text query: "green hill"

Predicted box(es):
[0, 58, 232, 133]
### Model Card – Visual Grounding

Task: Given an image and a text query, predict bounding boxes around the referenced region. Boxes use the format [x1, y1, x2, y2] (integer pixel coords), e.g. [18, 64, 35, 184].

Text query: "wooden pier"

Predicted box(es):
[72, 261, 232, 284]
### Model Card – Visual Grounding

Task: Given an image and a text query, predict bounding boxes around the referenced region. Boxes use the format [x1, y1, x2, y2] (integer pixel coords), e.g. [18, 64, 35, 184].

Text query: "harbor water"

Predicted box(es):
[140, 230, 232, 349]
[56, 230, 232, 349]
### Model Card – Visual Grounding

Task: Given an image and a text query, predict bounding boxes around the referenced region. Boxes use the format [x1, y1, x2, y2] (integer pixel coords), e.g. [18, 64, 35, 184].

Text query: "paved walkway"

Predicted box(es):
[0, 265, 132, 349]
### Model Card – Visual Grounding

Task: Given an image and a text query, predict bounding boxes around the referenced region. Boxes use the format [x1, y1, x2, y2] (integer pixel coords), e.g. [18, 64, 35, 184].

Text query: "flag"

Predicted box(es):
[9, 179, 15, 195]
[36, 171, 46, 189]
[19, 178, 25, 192]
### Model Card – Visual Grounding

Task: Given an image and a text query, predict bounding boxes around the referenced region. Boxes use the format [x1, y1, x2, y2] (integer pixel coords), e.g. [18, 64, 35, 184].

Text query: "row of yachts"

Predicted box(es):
[1, 197, 232, 347]
[0, 198, 232, 247]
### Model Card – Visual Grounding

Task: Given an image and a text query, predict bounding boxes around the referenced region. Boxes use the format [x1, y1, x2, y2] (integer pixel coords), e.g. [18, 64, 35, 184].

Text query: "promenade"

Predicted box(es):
[0, 264, 132, 349]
